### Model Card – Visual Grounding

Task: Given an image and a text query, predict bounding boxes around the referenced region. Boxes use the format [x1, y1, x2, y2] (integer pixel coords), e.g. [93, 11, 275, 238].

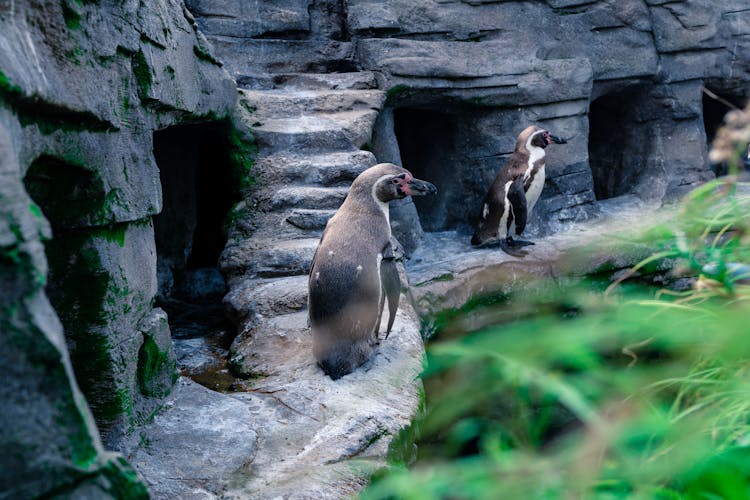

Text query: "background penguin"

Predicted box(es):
[308, 163, 437, 380]
[471, 125, 566, 248]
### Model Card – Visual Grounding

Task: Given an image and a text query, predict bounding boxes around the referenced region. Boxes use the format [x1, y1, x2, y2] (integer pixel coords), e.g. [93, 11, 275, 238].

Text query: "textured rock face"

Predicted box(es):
[193, 0, 748, 247]
[0, 0, 237, 496]
[175, 0, 749, 498]
[0, 124, 149, 499]
[3, 1, 748, 499]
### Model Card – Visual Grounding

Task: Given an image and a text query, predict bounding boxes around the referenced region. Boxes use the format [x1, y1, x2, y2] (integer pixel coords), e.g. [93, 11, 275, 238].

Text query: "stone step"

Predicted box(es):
[254, 150, 376, 187]
[223, 275, 309, 326]
[270, 186, 349, 211]
[252, 110, 378, 154]
[207, 38, 357, 87]
[221, 237, 318, 280]
[241, 89, 385, 119]
[247, 237, 319, 278]
[285, 209, 336, 231]
[229, 310, 311, 378]
[270, 72, 379, 90]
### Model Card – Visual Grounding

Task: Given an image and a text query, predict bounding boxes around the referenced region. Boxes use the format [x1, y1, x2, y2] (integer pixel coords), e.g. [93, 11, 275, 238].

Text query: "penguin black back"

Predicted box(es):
[472, 125, 566, 248]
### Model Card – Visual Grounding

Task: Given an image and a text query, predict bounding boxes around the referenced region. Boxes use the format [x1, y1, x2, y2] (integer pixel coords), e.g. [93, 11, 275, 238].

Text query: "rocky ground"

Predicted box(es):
[121, 70, 430, 499]
[4, 0, 748, 498]
[124, 194, 671, 498]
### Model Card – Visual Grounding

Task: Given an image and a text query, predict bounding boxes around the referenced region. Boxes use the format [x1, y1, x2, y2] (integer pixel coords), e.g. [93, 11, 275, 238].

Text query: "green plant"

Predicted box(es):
[363, 177, 750, 499]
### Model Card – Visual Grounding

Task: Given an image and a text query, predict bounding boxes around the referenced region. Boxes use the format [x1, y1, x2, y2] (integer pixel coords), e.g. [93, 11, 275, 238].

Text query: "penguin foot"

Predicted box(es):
[500, 245, 529, 258]
[505, 236, 535, 247]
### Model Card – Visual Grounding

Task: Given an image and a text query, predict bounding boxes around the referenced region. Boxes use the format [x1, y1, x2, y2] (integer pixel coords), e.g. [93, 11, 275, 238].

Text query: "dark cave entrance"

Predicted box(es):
[702, 84, 747, 176]
[393, 107, 460, 231]
[152, 121, 240, 390]
[702, 87, 745, 146]
[588, 86, 652, 201]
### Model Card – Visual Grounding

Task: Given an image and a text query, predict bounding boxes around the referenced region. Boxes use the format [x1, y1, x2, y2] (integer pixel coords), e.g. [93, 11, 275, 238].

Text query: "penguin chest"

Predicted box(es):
[495, 181, 513, 239]
[525, 165, 545, 213]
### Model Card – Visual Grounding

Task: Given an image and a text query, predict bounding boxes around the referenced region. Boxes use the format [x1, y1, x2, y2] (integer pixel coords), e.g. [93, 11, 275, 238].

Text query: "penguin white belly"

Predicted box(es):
[496, 181, 513, 239]
[525, 165, 545, 213]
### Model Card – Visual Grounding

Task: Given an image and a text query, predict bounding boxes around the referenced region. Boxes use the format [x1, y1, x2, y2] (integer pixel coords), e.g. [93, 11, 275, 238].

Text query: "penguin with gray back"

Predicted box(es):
[471, 125, 566, 248]
[309, 163, 437, 380]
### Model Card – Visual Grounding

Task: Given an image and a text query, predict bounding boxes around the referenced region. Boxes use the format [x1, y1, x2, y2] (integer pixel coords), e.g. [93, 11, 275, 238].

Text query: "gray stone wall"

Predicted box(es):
[0, 0, 238, 496]
[193, 0, 749, 239]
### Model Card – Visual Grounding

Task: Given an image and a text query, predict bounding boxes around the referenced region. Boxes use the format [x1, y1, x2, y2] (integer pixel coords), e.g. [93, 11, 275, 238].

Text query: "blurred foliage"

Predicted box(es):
[363, 177, 750, 500]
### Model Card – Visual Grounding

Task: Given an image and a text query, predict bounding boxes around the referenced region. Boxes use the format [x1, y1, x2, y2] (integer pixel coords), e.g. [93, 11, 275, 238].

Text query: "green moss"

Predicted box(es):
[14, 102, 112, 134]
[98, 223, 127, 247]
[223, 203, 247, 232]
[65, 47, 85, 65]
[131, 50, 152, 101]
[98, 187, 128, 223]
[1, 70, 112, 134]
[386, 84, 409, 99]
[0, 70, 23, 99]
[193, 45, 222, 66]
[100, 456, 149, 499]
[28, 202, 43, 219]
[240, 100, 256, 115]
[137, 334, 175, 397]
[66, 403, 99, 469]
[228, 120, 258, 192]
[44, 231, 129, 427]
[9, 222, 22, 241]
[62, 0, 82, 30]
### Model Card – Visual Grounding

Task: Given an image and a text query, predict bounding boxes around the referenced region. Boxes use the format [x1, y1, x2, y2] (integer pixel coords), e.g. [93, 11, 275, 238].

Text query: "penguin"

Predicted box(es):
[308, 163, 437, 380]
[471, 125, 566, 248]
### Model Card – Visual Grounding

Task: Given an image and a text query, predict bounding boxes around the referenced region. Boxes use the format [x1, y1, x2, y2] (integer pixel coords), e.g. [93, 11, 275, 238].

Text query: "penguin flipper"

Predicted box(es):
[309, 226, 328, 285]
[381, 240, 402, 339]
[507, 176, 528, 236]
[472, 189, 506, 245]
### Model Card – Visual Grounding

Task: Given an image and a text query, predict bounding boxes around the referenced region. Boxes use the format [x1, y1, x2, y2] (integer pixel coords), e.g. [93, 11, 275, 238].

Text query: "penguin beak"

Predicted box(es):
[407, 177, 437, 196]
[548, 134, 567, 145]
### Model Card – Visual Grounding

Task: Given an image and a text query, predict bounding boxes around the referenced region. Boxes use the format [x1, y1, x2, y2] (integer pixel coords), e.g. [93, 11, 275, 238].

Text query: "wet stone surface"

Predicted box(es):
[160, 300, 235, 392]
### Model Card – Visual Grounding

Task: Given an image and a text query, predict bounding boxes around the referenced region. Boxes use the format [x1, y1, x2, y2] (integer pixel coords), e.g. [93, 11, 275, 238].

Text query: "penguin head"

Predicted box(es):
[358, 163, 437, 202]
[518, 125, 567, 150]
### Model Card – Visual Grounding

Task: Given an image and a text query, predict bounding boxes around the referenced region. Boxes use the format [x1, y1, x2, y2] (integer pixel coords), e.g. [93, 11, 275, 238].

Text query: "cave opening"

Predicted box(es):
[702, 85, 747, 176]
[588, 86, 651, 201]
[152, 121, 240, 389]
[702, 87, 745, 146]
[393, 107, 460, 231]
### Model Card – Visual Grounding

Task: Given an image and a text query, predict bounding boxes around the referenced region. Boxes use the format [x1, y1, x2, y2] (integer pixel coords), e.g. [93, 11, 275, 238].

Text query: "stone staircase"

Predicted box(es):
[120, 6, 427, 498]
[221, 75, 387, 372]
[127, 66, 426, 498]
[211, 74, 427, 498]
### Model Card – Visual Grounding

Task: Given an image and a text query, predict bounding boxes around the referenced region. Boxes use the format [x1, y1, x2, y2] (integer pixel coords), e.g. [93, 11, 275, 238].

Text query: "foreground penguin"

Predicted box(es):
[309, 163, 437, 379]
[471, 125, 566, 248]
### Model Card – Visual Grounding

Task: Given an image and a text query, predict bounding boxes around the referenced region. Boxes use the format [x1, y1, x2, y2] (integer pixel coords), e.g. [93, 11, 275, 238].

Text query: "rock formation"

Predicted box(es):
[2, 0, 749, 498]
[0, 1, 238, 496]
[196, 0, 749, 248]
